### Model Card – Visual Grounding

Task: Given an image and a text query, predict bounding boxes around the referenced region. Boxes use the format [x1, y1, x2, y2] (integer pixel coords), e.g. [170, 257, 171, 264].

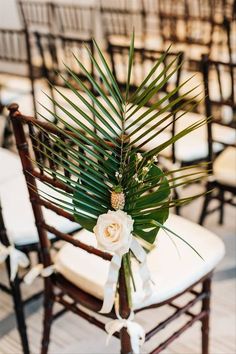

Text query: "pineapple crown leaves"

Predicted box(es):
[113, 185, 124, 193]
[33, 31, 208, 258]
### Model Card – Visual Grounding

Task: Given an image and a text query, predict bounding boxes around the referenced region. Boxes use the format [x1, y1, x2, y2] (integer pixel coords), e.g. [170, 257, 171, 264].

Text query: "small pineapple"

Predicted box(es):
[111, 185, 125, 210]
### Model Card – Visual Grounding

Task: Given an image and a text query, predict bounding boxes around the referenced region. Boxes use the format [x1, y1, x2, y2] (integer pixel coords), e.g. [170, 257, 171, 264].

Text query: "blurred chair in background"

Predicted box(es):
[199, 56, 236, 225]
[18, 0, 54, 33]
[32, 31, 95, 126]
[53, 2, 95, 39]
[100, 0, 146, 48]
[158, 0, 216, 68]
[0, 28, 36, 113]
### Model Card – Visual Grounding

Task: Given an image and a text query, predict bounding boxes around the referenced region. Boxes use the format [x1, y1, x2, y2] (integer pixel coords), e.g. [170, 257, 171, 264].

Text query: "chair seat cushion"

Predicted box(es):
[55, 214, 225, 309]
[214, 146, 236, 187]
[0, 175, 79, 246]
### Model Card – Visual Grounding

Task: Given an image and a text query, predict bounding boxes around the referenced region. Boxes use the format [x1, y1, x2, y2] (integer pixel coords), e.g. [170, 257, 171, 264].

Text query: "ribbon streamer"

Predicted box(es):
[0, 242, 30, 281]
[99, 254, 122, 313]
[105, 311, 145, 354]
[24, 263, 55, 285]
[100, 237, 153, 314]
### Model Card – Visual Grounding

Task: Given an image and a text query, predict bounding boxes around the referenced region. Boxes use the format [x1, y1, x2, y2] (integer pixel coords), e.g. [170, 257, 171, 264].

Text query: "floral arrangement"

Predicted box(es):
[32, 33, 207, 352]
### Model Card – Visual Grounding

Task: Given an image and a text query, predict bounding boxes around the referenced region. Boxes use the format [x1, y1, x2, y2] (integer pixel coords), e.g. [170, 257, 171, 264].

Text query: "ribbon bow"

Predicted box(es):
[105, 311, 145, 354]
[100, 237, 153, 314]
[24, 263, 55, 285]
[0, 242, 30, 281]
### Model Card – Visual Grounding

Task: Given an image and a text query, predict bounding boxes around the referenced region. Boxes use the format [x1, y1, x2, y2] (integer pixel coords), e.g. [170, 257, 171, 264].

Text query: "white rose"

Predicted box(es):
[93, 210, 134, 255]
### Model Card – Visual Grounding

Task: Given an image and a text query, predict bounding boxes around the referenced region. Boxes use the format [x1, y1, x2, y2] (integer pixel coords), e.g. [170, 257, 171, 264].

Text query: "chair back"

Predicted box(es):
[8, 104, 112, 266]
[158, 0, 215, 48]
[34, 32, 94, 90]
[0, 29, 31, 76]
[53, 3, 95, 38]
[201, 55, 236, 166]
[8, 103, 132, 316]
[18, 0, 54, 33]
[108, 42, 184, 164]
[100, 0, 145, 45]
[108, 42, 183, 97]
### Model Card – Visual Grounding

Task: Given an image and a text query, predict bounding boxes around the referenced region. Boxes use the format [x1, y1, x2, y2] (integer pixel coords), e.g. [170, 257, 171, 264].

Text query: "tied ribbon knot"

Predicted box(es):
[0, 242, 30, 281]
[105, 311, 145, 354]
[24, 264, 55, 285]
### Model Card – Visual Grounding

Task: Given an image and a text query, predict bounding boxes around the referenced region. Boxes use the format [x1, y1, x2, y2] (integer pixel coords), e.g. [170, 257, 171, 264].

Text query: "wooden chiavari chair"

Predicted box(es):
[0, 28, 36, 113]
[32, 31, 95, 125]
[18, 0, 54, 33]
[53, 2, 95, 39]
[199, 56, 236, 225]
[100, 0, 146, 48]
[158, 0, 217, 69]
[107, 42, 212, 168]
[9, 102, 225, 354]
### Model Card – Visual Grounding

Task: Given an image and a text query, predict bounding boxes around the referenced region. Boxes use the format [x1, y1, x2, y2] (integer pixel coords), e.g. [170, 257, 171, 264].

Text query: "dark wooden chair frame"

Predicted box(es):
[9, 103, 213, 354]
[199, 55, 236, 225]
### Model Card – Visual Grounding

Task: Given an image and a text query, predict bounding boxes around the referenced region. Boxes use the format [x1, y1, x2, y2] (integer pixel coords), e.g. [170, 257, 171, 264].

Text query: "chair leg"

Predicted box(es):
[199, 192, 211, 225]
[120, 328, 132, 354]
[218, 190, 225, 225]
[41, 279, 54, 354]
[174, 187, 181, 215]
[201, 277, 211, 354]
[10, 275, 30, 354]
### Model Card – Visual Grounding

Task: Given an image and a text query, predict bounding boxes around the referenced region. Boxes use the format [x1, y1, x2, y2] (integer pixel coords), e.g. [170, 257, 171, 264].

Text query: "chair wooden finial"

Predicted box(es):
[7, 103, 19, 114]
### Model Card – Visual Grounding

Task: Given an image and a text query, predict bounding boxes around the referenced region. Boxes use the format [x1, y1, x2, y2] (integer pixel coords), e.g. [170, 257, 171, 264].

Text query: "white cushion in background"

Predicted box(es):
[0, 174, 79, 246]
[213, 123, 236, 146]
[55, 214, 225, 308]
[214, 146, 236, 187]
[0, 148, 22, 183]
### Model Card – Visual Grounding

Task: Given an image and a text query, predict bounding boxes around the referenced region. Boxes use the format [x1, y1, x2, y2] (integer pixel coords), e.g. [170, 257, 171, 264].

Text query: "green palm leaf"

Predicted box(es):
[33, 33, 209, 258]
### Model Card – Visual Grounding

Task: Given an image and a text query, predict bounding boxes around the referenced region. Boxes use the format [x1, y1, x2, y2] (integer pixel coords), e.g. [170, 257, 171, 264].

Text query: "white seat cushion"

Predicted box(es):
[55, 214, 225, 309]
[214, 146, 236, 187]
[0, 175, 79, 246]
[0, 148, 22, 183]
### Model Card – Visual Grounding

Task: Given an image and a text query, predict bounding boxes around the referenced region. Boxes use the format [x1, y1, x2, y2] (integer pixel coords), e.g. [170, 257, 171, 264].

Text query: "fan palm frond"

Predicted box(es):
[32, 33, 209, 256]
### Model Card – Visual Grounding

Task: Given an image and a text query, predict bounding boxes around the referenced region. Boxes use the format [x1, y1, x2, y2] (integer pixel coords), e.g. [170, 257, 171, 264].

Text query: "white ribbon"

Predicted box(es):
[100, 237, 153, 314]
[105, 311, 145, 354]
[0, 242, 30, 281]
[24, 263, 55, 285]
